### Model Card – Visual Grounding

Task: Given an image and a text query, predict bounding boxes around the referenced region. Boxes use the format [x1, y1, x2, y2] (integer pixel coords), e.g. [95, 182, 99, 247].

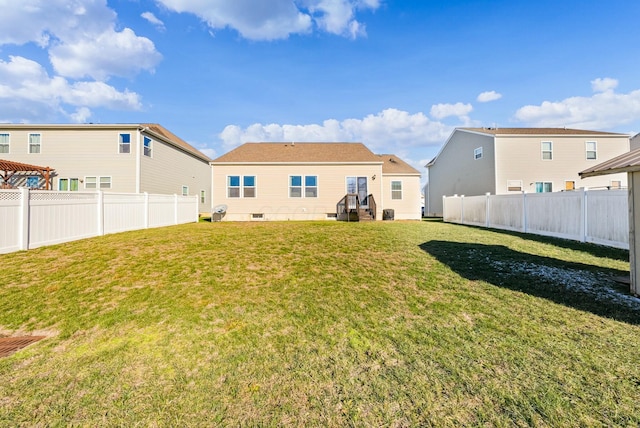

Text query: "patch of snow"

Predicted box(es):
[488, 258, 640, 311]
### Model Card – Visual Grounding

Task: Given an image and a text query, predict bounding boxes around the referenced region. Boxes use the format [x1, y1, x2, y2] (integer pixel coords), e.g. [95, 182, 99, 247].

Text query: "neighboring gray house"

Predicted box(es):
[0, 123, 212, 213]
[580, 148, 640, 297]
[425, 128, 630, 216]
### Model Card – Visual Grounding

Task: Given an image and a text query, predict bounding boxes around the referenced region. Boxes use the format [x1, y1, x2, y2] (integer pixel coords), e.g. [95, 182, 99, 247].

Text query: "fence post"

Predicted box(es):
[460, 195, 465, 224]
[485, 193, 490, 228]
[19, 187, 29, 251]
[144, 192, 149, 229]
[522, 191, 528, 233]
[581, 187, 588, 243]
[97, 190, 104, 236]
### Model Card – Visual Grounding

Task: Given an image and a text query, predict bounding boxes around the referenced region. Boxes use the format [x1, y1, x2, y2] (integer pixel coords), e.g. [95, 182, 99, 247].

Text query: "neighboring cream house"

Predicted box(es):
[0, 123, 212, 213]
[211, 142, 421, 221]
[425, 128, 630, 216]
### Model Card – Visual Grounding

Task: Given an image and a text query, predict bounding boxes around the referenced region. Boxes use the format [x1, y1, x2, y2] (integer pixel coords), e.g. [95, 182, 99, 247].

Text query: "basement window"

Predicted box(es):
[507, 180, 522, 192]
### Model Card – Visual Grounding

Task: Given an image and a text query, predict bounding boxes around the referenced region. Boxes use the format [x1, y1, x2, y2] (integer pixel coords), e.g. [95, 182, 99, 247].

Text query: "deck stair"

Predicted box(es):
[336, 193, 376, 221]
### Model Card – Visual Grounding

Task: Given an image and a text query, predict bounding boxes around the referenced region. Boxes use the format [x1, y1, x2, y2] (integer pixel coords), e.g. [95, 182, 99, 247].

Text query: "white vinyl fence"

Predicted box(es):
[443, 189, 628, 249]
[0, 189, 199, 254]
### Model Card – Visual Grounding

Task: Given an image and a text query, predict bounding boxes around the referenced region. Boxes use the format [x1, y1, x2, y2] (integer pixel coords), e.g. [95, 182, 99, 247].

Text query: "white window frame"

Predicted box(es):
[182, 185, 189, 196]
[0, 133, 9, 153]
[535, 181, 553, 193]
[474, 147, 483, 160]
[586, 141, 597, 160]
[84, 176, 111, 190]
[304, 175, 318, 198]
[143, 136, 152, 157]
[99, 176, 112, 189]
[541, 141, 552, 160]
[243, 176, 256, 198]
[200, 190, 206, 204]
[59, 177, 80, 191]
[85, 176, 98, 189]
[119, 133, 131, 154]
[289, 175, 303, 198]
[28, 133, 41, 154]
[227, 175, 240, 198]
[391, 180, 402, 200]
[289, 175, 318, 198]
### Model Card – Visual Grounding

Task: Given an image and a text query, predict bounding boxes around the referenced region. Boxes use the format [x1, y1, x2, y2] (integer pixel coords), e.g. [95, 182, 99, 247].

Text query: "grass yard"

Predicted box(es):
[0, 219, 639, 426]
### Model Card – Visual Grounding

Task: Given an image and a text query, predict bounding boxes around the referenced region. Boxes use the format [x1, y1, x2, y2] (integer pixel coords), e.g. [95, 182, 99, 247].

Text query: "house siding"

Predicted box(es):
[382, 174, 422, 220]
[426, 131, 495, 216]
[427, 128, 630, 217]
[139, 132, 212, 213]
[494, 134, 629, 194]
[212, 163, 383, 221]
[0, 127, 137, 193]
[0, 125, 212, 213]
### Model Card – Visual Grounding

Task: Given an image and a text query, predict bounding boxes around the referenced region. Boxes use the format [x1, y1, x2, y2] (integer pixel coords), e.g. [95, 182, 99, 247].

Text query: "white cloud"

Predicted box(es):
[477, 91, 502, 103]
[156, 0, 380, 40]
[591, 77, 618, 93]
[50, 28, 162, 80]
[142, 11, 166, 30]
[429, 102, 473, 120]
[219, 108, 453, 154]
[303, 0, 371, 38]
[0, 56, 142, 122]
[0, 0, 161, 80]
[514, 79, 640, 129]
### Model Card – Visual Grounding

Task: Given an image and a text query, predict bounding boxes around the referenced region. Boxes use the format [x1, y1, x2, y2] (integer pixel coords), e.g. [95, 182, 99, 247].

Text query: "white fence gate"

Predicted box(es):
[443, 189, 628, 249]
[0, 189, 199, 254]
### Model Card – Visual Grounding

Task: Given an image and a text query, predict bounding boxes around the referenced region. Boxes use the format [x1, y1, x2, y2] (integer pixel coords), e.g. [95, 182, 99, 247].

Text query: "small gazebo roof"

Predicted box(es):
[0, 159, 54, 190]
[580, 148, 640, 178]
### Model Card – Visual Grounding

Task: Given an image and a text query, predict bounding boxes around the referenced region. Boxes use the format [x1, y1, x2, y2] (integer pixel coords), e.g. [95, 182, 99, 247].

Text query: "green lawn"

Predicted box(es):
[0, 219, 639, 426]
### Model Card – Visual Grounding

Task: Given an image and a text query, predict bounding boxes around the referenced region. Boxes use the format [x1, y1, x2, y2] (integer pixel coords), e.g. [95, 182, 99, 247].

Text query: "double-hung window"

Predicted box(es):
[228, 176, 240, 198]
[391, 180, 402, 199]
[0, 133, 9, 153]
[474, 147, 483, 160]
[290, 175, 318, 198]
[304, 176, 317, 197]
[541, 141, 552, 160]
[227, 175, 256, 198]
[586, 141, 597, 160]
[143, 136, 152, 157]
[29, 133, 41, 154]
[99, 177, 112, 189]
[290, 176, 302, 197]
[119, 133, 131, 153]
[84, 176, 111, 190]
[243, 176, 256, 198]
[59, 178, 79, 191]
[182, 185, 189, 196]
[535, 182, 553, 193]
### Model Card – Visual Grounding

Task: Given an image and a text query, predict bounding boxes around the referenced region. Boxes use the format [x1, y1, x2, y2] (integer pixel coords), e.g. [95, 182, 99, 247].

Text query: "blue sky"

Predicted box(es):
[1, 0, 640, 179]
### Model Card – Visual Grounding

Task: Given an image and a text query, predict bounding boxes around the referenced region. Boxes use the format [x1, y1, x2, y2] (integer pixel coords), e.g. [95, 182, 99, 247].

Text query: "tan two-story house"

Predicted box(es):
[211, 142, 421, 221]
[425, 128, 629, 216]
[0, 123, 212, 213]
